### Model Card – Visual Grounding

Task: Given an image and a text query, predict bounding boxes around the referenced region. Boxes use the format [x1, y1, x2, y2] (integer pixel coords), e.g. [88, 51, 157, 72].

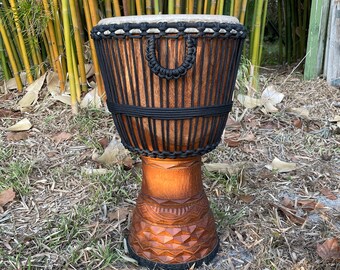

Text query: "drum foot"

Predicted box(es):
[127, 156, 219, 268]
[127, 239, 219, 270]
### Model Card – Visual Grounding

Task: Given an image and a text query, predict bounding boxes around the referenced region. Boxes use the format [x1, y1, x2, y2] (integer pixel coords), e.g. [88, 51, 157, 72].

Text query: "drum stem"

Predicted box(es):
[128, 156, 219, 269]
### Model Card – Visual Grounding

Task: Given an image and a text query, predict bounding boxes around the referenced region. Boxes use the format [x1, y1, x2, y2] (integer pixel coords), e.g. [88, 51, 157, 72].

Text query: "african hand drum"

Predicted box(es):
[92, 15, 246, 269]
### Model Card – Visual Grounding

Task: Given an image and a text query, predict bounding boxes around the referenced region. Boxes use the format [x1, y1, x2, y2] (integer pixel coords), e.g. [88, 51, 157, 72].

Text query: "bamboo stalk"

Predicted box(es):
[203, 0, 209, 14]
[168, 0, 175, 14]
[146, 0, 152, 14]
[250, 0, 264, 88]
[83, 0, 105, 98]
[217, 0, 224, 15]
[42, 0, 65, 92]
[233, 0, 241, 18]
[0, 17, 22, 91]
[175, 0, 181, 14]
[25, 18, 39, 78]
[290, 0, 296, 61]
[258, 0, 268, 67]
[88, 0, 101, 26]
[188, 0, 194, 13]
[278, 0, 283, 63]
[71, 40, 81, 103]
[229, 0, 234, 16]
[197, 0, 203, 13]
[130, 0, 137, 15]
[62, 0, 78, 114]
[9, 0, 33, 84]
[42, 32, 54, 70]
[0, 35, 11, 80]
[70, 0, 88, 92]
[210, 0, 217, 14]
[239, 0, 247, 24]
[53, 0, 67, 79]
[113, 0, 121, 16]
[154, 0, 160, 14]
[285, 0, 292, 63]
[105, 0, 113, 17]
[74, 0, 85, 45]
[136, 0, 143, 15]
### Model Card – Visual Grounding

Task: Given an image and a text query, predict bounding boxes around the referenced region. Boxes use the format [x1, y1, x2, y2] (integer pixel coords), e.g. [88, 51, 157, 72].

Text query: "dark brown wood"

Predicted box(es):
[129, 156, 218, 265]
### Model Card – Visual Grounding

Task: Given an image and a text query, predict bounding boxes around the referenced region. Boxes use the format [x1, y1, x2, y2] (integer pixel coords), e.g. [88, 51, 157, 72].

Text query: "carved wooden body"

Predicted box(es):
[92, 14, 246, 269]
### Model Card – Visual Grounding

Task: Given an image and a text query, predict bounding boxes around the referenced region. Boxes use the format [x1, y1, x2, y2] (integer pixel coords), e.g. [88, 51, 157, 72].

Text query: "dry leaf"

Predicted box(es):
[274, 201, 306, 225]
[93, 139, 132, 166]
[53, 94, 72, 105]
[317, 238, 340, 261]
[46, 71, 60, 96]
[85, 64, 95, 78]
[320, 188, 337, 200]
[80, 88, 102, 108]
[6, 131, 29, 141]
[81, 168, 110, 175]
[7, 118, 32, 131]
[287, 107, 310, 118]
[98, 137, 109, 149]
[265, 157, 297, 173]
[297, 199, 318, 212]
[51, 132, 72, 144]
[18, 73, 46, 109]
[0, 188, 16, 207]
[5, 73, 26, 90]
[293, 118, 303, 129]
[237, 94, 262, 109]
[238, 194, 254, 203]
[261, 85, 284, 106]
[108, 207, 130, 221]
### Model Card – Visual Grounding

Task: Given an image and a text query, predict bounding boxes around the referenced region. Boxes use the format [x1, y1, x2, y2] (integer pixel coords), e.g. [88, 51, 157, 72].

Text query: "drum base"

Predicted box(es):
[127, 238, 219, 270]
[128, 156, 219, 269]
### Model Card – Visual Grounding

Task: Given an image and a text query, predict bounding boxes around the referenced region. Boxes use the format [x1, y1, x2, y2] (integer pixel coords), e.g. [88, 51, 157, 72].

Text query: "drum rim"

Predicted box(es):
[97, 14, 240, 26]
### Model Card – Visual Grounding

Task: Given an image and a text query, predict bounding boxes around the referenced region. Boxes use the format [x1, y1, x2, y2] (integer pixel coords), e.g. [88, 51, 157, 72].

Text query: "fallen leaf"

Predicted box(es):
[53, 94, 72, 105]
[226, 117, 242, 130]
[293, 118, 302, 129]
[108, 207, 130, 221]
[51, 132, 72, 144]
[330, 115, 340, 123]
[7, 118, 32, 131]
[297, 199, 318, 212]
[46, 71, 60, 96]
[80, 88, 102, 108]
[81, 168, 110, 175]
[93, 138, 132, 166]
[0, 188, 16, 207]
[262, 101, 279, 113]
[237, 94, 262, 109]
[5, 73, 26, 90]
[18, 73, 46, 109]
[6, 131, 29, 141]
[274, 201, 306, 225]
[85, 64, 95, 78]
[238, 194, 254, 203]
[281, 196, 294, 209]
[261, 85, 284, 106]
[265, 157, 297, 173]
[238, 132, 256, 142]
[320, 188, 337, 200]
[287, 107, 310, 118]
[317, 238, 340, 261]
[98, 137, 109, 149]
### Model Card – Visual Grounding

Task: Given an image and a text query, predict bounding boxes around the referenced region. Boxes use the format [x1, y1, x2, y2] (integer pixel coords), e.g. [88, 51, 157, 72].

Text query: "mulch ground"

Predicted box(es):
[0, 68, 339, 270]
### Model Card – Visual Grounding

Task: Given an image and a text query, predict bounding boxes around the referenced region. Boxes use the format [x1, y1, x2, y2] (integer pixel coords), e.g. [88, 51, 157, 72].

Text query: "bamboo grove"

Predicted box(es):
[0, 0, 312, 114]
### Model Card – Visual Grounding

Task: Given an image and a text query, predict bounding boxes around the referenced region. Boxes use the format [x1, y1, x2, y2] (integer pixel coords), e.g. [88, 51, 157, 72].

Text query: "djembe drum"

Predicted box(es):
[92, 15, 245, 269]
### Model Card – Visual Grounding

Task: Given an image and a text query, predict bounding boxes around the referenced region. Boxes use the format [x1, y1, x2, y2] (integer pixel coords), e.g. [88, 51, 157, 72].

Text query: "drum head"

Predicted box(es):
[98, 14, 240, 26]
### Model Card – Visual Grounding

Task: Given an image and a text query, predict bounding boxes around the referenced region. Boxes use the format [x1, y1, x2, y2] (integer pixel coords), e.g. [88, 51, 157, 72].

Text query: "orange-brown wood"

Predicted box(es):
[128, 156, 218, 265]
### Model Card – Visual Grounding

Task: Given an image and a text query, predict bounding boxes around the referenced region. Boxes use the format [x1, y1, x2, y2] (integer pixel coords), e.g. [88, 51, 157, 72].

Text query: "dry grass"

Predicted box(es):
[0, 69, 339, 270]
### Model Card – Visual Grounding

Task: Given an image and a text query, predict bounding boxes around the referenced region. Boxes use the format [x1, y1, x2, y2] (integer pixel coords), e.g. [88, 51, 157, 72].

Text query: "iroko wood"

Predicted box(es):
[103, 35, 240, 153]
[128, 156, 219, 265]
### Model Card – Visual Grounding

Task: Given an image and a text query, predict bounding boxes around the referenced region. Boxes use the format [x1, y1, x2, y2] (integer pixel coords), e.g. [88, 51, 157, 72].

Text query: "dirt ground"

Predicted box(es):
[0, 68, 339, 270]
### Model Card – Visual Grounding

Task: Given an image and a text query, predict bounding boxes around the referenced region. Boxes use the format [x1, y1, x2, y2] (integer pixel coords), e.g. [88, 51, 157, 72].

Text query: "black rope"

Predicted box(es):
[106, 102, 233, 120]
